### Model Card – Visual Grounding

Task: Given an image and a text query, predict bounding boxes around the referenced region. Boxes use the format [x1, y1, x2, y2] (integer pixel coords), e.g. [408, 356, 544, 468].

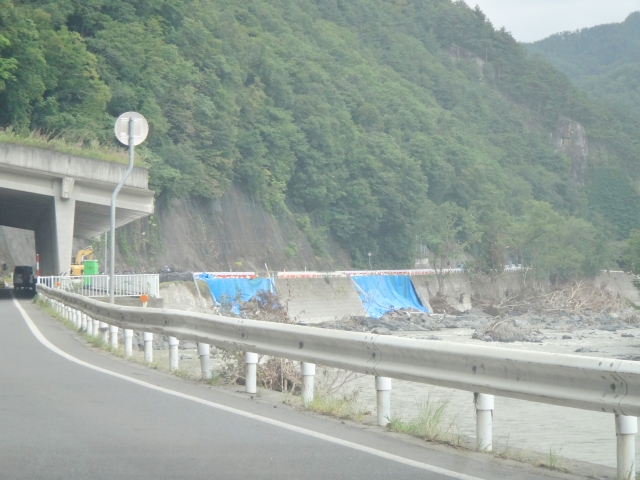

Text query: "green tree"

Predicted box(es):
[621, 230, 640, 274]
[416, 201, 480, 293]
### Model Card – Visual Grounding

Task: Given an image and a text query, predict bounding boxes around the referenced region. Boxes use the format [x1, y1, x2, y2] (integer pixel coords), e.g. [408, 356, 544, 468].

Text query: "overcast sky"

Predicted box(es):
[463, 0, 640, 42]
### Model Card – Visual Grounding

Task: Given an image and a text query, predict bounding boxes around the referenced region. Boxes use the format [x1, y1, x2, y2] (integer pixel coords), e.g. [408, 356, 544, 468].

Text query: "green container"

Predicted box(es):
[83, 260, 99, 285]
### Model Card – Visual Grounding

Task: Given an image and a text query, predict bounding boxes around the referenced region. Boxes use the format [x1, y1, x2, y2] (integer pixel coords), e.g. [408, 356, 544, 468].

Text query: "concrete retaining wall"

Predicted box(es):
[275, 277, 365, 323]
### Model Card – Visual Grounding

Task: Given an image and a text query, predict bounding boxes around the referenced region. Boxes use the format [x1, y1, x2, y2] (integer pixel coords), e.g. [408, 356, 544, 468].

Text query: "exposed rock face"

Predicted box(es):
[552, 117, 588, 186]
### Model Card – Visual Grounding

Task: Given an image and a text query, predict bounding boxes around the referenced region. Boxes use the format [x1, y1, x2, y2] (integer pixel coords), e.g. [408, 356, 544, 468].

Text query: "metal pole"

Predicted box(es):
[198, 343, 211, 380]
[104, 231, 107, 275]
[475, 393, 494, 452]
[110, 117, 135, 304]
[616, 414, 637, 480]
[301, 362, 315, 404]
[375, 376, 391, 426]
[245, 352, 259, 394]
[109, 325, 118, 349]
[124, 329, 133, 357]
[169, 336, 179, 372]
[143, 332, 153, 363]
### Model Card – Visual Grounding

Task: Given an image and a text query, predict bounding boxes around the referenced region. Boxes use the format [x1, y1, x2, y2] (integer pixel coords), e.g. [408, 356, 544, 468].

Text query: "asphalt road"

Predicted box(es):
[0, 289, 579, 479]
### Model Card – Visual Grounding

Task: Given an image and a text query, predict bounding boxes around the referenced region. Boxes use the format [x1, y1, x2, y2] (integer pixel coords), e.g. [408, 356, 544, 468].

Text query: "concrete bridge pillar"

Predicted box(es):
[34, 196, 76, 276]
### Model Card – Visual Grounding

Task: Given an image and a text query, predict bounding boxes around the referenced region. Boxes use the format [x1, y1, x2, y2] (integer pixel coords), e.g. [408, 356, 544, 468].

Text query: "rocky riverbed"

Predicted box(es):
[311, 305, 640, 359]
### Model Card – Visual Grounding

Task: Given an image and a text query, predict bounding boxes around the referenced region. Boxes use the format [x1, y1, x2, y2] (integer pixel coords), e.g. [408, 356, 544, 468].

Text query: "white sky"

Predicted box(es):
[463, 0, 640, 42]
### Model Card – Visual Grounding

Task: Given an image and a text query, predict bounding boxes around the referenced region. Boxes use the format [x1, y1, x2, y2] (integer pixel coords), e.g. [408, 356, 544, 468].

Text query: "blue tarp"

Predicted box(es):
[351, 275, 429, 318]
[196, 274, 274, 314]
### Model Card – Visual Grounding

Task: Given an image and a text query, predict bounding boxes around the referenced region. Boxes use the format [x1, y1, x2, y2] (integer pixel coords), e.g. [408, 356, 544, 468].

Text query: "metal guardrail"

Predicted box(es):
[37, 274, 159, 298]
[37, 284, 640, 478]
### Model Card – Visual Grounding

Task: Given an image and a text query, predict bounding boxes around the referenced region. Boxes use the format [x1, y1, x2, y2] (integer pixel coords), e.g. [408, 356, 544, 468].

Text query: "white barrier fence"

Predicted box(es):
[37, 274, 159, 298]
[38, 284, 638, 479]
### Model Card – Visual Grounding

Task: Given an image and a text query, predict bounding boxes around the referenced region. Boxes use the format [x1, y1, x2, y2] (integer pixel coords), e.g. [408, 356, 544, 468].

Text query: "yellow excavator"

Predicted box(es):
[70, 247, 93, 276]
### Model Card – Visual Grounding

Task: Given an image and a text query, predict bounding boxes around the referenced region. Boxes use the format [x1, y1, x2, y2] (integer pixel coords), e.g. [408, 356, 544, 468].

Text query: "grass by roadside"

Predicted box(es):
[387, 397, 463, 447]
[300, 390, 368, 422]
[0, 128, 141, 165]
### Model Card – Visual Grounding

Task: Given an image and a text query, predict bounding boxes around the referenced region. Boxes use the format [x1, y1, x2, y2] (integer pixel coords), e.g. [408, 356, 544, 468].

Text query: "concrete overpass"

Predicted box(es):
[0, 143, 154, 275]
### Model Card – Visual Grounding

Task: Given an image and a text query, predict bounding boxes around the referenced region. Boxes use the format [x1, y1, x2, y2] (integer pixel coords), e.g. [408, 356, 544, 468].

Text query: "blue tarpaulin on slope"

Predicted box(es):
[351, 275, 429, 319]
[196, 274, 274, 314]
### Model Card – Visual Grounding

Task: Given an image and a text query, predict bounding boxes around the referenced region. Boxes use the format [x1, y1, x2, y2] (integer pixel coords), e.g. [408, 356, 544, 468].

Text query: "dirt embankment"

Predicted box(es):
[107, 186, 352, 273]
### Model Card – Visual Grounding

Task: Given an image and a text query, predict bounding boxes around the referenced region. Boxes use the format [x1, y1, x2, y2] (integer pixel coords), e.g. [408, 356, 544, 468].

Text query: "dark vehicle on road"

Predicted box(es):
[13, 266, 36, 291]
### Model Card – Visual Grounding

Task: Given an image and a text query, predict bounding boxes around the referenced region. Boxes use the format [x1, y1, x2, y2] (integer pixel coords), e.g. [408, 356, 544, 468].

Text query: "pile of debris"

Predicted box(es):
[472, 318, 545, 343]
[223, 290, 292, 323]
[315, 308, 478, 334]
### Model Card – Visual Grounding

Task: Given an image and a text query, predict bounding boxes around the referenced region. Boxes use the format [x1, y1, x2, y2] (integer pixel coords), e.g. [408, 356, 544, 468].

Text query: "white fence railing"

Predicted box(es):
[38, 284, 639, 478]
[37, 274, 159, 298]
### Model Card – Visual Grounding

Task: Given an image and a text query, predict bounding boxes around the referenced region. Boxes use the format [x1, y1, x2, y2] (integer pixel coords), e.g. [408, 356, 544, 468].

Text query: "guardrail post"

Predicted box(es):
[92, 319, 99, 337]
[81, 313, 87, 332]
[124, 329, 133, 357]
[100, 322, 109, 343]
[198, 343, 211, 380]
[109, 325, 118, 349]
[85, 316, 92, 335]
[245, 352, 259, 394]
[143, 332, 153, 363]
[375, 376, 392, 426]
[475, 393, 494, 451]
[168, 336, 179, 372]
[301, 362, 315, 404]
[616, 414, 637, 479]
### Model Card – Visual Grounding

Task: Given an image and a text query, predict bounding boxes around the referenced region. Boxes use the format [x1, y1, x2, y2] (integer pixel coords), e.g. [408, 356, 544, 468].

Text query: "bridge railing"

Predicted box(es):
[37, 284, 638, 479]
[37, 274, 159, 298]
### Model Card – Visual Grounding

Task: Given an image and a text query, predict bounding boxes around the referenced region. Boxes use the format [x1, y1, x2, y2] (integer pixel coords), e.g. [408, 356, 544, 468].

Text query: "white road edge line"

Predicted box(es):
[14, 294, 483, 480]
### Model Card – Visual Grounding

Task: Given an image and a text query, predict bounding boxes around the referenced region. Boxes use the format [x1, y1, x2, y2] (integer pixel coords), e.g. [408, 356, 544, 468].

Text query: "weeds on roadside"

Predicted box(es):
[388, 397, 461, 447]
[538, 446, 569, 473]
[304, 389, 367, 421]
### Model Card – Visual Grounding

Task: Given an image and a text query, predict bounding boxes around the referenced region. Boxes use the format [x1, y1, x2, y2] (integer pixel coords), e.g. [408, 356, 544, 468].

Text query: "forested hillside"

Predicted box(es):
[1, 0, 640, 278]
[527, 12, 640, 118]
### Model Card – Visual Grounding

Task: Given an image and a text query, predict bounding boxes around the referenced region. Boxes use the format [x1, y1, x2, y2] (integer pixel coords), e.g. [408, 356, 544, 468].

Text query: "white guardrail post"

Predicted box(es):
[109, 325, 118, 349]
[168, 336, 179, 372]
[616, 415, 637, 480]
[475, 393, 494, 451]
[375, 376, 392, 427]
[245, 352, 259, 394]
[100, 322, 108, 343]
[198, 343, 211, 380]
[144, 332, 153, 363]
[301, 362, 315, 404]
[124, 329, 133, 357]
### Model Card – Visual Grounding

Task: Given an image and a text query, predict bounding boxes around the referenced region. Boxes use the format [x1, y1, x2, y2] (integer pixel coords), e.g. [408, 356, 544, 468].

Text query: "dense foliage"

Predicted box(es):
[527, 12, 640, 115]
[1, 0, 639, 276]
